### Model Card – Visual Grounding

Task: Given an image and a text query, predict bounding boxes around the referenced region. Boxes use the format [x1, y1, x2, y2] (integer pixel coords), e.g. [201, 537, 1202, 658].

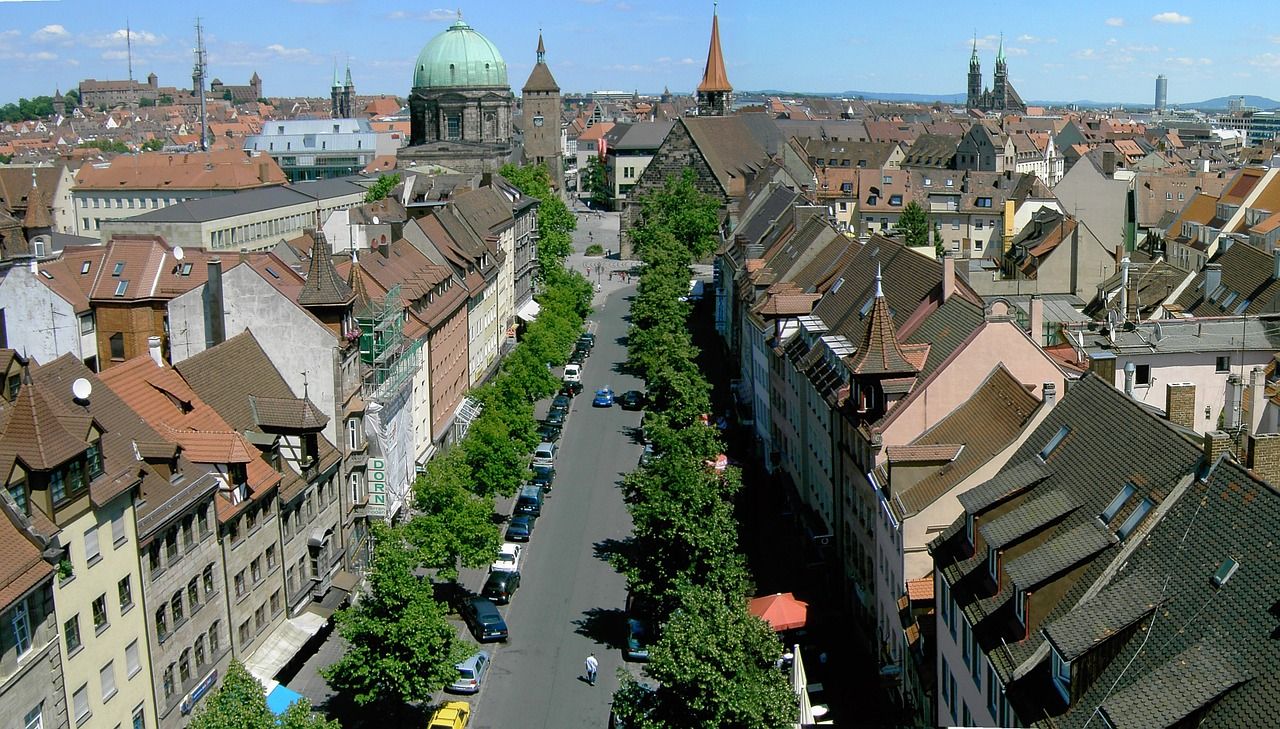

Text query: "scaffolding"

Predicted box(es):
[359, 285, 423, 403]
[454, 397, 484, 440]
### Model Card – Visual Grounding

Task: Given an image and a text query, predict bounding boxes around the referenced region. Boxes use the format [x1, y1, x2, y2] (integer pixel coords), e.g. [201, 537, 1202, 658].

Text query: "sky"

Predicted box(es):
[2, 0, 1280, 106]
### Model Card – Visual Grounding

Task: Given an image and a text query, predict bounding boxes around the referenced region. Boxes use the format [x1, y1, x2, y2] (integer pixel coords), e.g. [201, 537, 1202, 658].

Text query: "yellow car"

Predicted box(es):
[428, 700, 470, 729]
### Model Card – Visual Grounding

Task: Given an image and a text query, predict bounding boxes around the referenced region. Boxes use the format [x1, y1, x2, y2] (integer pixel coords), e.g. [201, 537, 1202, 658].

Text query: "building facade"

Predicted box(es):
[521, 34, 564, 191]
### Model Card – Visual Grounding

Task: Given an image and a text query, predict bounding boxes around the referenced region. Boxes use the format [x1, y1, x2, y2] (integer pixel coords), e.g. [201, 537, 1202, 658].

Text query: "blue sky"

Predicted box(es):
[1, 0, 1279, 105]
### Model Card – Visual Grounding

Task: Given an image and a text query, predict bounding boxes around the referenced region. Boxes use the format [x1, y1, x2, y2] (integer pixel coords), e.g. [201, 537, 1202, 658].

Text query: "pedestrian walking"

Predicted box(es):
[585, 653, 599, 686]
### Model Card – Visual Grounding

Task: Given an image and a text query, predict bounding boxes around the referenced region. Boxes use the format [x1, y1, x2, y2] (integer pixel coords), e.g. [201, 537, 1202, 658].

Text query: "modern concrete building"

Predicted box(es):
[243, 119, 394, 182]
[1155, 74, 1168, 112]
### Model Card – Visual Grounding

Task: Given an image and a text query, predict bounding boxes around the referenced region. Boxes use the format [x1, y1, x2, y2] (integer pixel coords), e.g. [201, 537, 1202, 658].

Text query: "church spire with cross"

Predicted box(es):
[696, 3, 733, 116]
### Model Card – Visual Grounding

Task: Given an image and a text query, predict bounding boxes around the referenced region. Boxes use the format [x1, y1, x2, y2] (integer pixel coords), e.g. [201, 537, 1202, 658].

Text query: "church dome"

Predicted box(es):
[413, 19, 508, 90]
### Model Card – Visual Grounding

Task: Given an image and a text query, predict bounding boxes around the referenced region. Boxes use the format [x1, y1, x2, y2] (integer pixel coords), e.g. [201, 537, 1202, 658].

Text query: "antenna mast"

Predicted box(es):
[193, 18, 208, 151]
[126, 19, 133, 81]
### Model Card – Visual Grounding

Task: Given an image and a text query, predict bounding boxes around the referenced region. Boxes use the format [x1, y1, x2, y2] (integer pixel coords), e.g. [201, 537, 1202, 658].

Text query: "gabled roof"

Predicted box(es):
[296, 228, 353, 307]
[846, 268, 923, 377]
[0, 369, 87, 471]
[683, 117, 768, 194]
[1173, 241, 1280, 317]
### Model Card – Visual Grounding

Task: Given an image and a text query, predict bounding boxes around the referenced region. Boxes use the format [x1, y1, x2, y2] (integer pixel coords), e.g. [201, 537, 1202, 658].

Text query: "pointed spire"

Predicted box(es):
[332, 60, 341, 89]
[347, 248, 372, 315]
[536, 32, 546, 64]
[996, 32, 1005, 63]
[874, 263, 884, 298]
[344, 62, 353, 88]
[297, 228, 353, 307]
[847, 265, 921, 377]
[697, 4, 732, 94]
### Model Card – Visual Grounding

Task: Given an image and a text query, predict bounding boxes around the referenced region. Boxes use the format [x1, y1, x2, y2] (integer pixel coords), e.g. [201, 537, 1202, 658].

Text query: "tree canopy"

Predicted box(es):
[0, 96, 55, 122]
[897, 200, 929, 248]
[363, 173, 401, 203]
[189, 660, 339, 729]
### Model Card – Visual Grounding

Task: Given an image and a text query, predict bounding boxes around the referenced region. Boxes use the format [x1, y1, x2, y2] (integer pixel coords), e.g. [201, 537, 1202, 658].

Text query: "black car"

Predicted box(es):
[568, 349, 586, 366]
[578, 332, 596, 349]
[551, 394, 571, 413]
[531, 465, 555, 492]
[537, 422, 562, 443]
[619, 390, 645, 411]
[560, 381, 583, 398]
[544, 409, 566, 428]
[481, 571, 521, 605]
[506, 514, 535, 542]
[574, 342, 591, 359]
[460, 597, 509, 642]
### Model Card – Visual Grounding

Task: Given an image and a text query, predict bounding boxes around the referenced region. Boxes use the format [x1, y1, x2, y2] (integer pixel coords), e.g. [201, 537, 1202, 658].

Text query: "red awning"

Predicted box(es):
[748, 592, 809, 632]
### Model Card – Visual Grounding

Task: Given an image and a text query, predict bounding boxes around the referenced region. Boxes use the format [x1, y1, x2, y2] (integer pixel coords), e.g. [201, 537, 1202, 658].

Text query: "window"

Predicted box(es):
[1212, 557, 1240, 587]
[347, 419, 359, 450]
[84, 526, 100, 564]
[197, 508, 209, 537]
[87, 439, 104, 478]
[350, 471, 363, 503]
[92, 594, 108, 632]
[162, 664, 175, 698]
[79, 313, 95, 335]
[987, 660, 1000, 717]
[889, 194, 903, 206]
[73, 684, 89, 724]
[1117, 497, 1153, 539]
[270, 590, 282, 615]
[109, 333, 125, 361]
[8, 480, 27, 515]
[118, 576, 133, 611]
[112, 261, 124, 277]
[941, 656, 951, 707]
[155, 604, 168, 640]
[111, 513, 125, 546]
[1101, 483, 1135, 524]
[100, 661, 117, 702]
[961, 618, 971, 667]
[125, 639, 141, 677]
[1014, 589, 1027, 625]
[187, 577, 199, 611]
[255, 604, 266, 631]
[194, 635, 206, 667]
[165, 530, 177, 560]
[976, 196, 993, 208]
[951, 219, 961, 230]
[202, 564, 215, 597]
[1039, 425, 1070, 460]
[234, 570, 246, 598]
[208, 622, 220, 655]
[179, 649, 191, 683]
[883, 175, 892, 185]
[50, 469, 67, 504]
[65, 614, 82, 653]
[23, 704, 42, 729]
[287, 566, 297, 594]
[251, 557, 262, 584]
[182, 518, 194, 549]
[131, 705, 144, 729]
[1216, 355, 1231, 373]
[1134, 363, 1151, 385]
[10, 600, 32, 656]
[239, 620, 251, 647]
[170, 592, 183, 625]
[1050, 646, 1071, 701]
[939, 577, 952, 632]
[266, 544, 277, 571]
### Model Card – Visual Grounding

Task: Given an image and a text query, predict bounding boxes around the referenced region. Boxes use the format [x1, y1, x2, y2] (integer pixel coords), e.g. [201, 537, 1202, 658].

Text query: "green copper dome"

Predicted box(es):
[413, 19, 508, 89]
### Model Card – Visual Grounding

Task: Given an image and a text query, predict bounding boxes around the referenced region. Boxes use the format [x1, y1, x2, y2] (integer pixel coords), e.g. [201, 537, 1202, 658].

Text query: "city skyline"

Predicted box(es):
[1, 0, 1280, 105]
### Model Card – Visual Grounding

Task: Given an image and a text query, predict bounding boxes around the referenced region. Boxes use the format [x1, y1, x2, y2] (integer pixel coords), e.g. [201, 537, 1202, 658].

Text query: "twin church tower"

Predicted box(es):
[966, 34, 1026, 113]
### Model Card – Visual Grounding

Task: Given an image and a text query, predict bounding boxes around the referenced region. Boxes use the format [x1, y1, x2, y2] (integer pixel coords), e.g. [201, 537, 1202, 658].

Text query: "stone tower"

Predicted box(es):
[966, 34, 983, 110]
[521, 32, 563, 190]
[696, 7, 732, 116]
[992, 34, 1009, 110]
[343, 64, 355, 115]
[331, 63, 345, 118]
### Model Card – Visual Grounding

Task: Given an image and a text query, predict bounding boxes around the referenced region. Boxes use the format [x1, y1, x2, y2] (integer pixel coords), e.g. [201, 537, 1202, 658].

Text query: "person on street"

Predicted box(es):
[585, 653, 599, 686]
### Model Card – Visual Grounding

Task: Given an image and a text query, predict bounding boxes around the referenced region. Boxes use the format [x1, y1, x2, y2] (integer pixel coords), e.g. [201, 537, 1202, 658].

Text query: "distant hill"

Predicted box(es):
[1179, 95, 1280, 111]
[745, 90, 1280, 111]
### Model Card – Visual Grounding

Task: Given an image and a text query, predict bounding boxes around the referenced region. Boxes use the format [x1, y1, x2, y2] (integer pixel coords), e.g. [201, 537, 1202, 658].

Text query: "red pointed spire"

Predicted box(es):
[697, 7, 732, 94]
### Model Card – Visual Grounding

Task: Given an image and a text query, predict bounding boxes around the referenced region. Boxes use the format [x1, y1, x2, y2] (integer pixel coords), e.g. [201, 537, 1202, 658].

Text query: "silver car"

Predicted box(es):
[448, 651, 491, 694]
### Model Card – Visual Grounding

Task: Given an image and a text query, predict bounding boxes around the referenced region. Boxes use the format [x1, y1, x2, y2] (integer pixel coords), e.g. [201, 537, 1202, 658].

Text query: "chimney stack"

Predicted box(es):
[1203, 263, 1222, 297]
[1042, 381, 1057, 405]
[1224, 373, 1243, 430]
[148, 336, 164, 367]
[1204, 429, 1233, 464]
[1028, 294, 1044, 345]
[1247, 367, 1266, 434]
[1123, 361, 1136, 396]
[1102, 149, 1117, 177]
[204, 258, 225, 350]
[1165, 382, 1197, 430]
[942, 252, 955, 302]
[1247, 432, 1280, 485]
[1119, 257, 1130, 322]
[258, 160, 270, 185]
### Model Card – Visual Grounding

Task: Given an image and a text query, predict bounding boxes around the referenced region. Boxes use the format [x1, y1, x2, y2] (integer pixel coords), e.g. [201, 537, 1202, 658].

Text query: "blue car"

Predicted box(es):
[593, 387, 615, 407]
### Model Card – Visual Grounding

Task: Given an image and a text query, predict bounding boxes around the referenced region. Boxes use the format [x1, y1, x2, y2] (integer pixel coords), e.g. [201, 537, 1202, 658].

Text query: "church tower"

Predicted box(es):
[966, 34, 983, 109]
[343, 63, 355, 117]
[521, 32, 563, 190]
[992, 34, 1009, 110]
[696, 6, 732, 116]
[331, 63, 344, 118]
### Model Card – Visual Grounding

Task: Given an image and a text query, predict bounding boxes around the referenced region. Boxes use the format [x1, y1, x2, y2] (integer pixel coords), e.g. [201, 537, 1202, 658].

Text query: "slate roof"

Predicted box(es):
[979, 489, 1078, 550]
[1004, 519, 1115, 588]
[902, 133, 961, 167]
[683, 116, 769, 194]
[1172, 241, 1280, 317]
[522, 57, 559, 93]
[1098, 642, 1250, 729]
[846, 277, 923, 376]
[122, 177, 366, 223]
[296, 228, 353, 307]
[1042, 569, 1165, 661]
[248, 396, 328, 432]
[956, 458, 1052, 514]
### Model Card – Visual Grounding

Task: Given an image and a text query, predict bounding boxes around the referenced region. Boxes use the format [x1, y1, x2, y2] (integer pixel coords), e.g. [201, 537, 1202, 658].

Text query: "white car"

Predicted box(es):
[563, 364, 582, 383]
[490, 542, 523, 573]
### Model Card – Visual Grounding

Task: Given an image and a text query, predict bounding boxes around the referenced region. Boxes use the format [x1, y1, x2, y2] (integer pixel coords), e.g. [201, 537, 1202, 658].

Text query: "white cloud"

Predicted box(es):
[615, 1, 632, 9]
[101, 49, 128, 60]
[1166, 56, 1211, 66]
[30, 50, 55, 60]
[266, 43, 310, 58]
[1248, 53, 1280, 68]
[1074, 48, 1098, 60]
[1125, 44, 1160, 53]
[1016, 34, 1056, 44]
[1152, 11, 1191, 24]
[85, 28, 163, 48]
[1105, 17, 1125, 27]
[31, 23, 67, 41]
[388, 8, 453, 21]
[678, 57, 694, 65]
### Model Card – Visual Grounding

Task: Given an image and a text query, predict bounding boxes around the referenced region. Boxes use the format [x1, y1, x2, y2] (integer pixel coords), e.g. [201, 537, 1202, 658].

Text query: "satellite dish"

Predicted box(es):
[72, 377, 92, 402]
[173, 246, 185, 261]
[371, 215, 381, 225]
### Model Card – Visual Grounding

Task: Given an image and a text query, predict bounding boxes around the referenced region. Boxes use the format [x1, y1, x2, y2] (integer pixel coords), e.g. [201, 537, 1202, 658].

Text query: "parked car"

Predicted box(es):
[560, 381, 583, 398]
[480, 570, 521, 605]
[544, 408, 566, 428]
[577, 332, 596, 351]
[532, 442, 558, 468]
[563, 363, 582, 383]
[460, 598, 508, 642]
[568, 349, 586, 366]
[537, 421, 562, 443]
[514, 484, 543, 517]
[619, 390, 645, 411]
[531, 465, 556, 492]
[550, 394, 572, 414]
[429, 700, 471, 729]
[574, 342, 591, 359]
[624, 617, 652, 662]
[505, 514, 535, 542]
[639, 443, 656, 467]
[448, 651, 491, 694]
[490, 542, 523, 572]
[593, 387, 615, 407]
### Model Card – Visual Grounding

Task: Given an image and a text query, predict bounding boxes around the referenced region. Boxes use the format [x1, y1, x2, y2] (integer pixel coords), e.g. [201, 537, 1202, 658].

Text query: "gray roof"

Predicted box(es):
[1099, 641, 1251, 729]
[979, 489, 1078, 550]
[1070, 313, 1280, 356]
[609, 121, 674, 151]
[1004, 519, 1115, 589]
[1042, 569, 1165, 661]
[123, 177, 368, 224]
[957, 458, 1052, 514]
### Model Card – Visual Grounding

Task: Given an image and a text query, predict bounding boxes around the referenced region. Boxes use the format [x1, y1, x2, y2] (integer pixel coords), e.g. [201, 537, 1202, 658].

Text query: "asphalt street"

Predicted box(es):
[461, 211, 644, 728]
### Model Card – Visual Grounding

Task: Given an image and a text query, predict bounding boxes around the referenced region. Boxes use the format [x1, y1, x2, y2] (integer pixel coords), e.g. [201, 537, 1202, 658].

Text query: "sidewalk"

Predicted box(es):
[565, 209, 631, 310]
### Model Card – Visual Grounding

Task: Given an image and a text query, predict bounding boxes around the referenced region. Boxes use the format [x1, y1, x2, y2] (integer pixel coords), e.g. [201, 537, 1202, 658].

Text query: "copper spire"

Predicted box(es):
[697, 5, 732, 94]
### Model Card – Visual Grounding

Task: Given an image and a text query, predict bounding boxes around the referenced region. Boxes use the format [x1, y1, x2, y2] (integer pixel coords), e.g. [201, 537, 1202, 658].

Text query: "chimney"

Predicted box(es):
[204, 258, 225, 349]
[857, 217, 869, 243]
[258, 160, 270, 184]
[1273, 250, 1280, 281]
[1102, 149, 1117, 177]
[1247, 367, 1267, 434]
[1246, 432, 1280, 485]
[1123, 361, 1136, 396]
[1042, 381, 1057, 405]
[1028, 294, 1044, 344]
[1119, 257, 1131, 322]
[1204, 429, 1233, 464]
[148, 336, 164, 367]
[1165, 382, 1197, 430]
[942, 253, 955, 302]
[1203, 263, 1222, 298]
[1224, 373, 1243, 430]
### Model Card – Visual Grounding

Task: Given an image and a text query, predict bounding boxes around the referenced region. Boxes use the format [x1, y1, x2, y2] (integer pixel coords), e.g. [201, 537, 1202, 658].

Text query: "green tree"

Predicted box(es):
[897, 200, 929, 248]
[159, 94, 175, 105]
[139, 97, 155, 107]
[142, 138, 164, 151]
[63, 89, 80, 113]
[190, 660, 339, 729]
[631, 168, 721, 261]
[403, 450, 501, 580]
[461, 411, 530, 498]
[323, 523, 471, 706]
[583, 155, 610, 209]
[78, 139, 130, 154]
[933, 221, 945, 258]
[499, 162, 577, 268]
[363, 173, 401, 203]
[613, 587, 796, 729]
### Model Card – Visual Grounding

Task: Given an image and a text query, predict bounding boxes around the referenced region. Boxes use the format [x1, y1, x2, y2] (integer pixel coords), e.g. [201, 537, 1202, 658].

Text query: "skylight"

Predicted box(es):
[265, 267, 280, 279]
[830, 277, 844, 294]
[1101, 483, 1136, 524]
[1211, 557, 1239, 588]
[112, 261, 125, 277]
[114, 280, 128, 297]
[81, 261, 91, 275]
[1039, 425, 1070, 460]
[1116, 497, 1153, 540]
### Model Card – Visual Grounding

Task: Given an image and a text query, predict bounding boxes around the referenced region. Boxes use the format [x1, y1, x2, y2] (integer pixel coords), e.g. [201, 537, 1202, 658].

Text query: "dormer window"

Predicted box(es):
[987, 545, 999, 584]
[7, 477, 28, 516]
[1100, 483, 1135, 524]
[1116, 497, 1153, 539]
[1050, 644, 1070, 702]
[1039, 425, 1070, 460]
[964, 513, 975, 549]
[1014, 588, 1027, 626]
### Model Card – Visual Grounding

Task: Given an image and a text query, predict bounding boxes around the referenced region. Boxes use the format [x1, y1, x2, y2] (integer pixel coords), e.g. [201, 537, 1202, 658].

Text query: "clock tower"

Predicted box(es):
[521, 33, 563, 191]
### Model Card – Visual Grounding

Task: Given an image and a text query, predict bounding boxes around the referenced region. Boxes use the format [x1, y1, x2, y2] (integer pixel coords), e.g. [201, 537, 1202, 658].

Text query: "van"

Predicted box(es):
[563, 363, 582, 383]
[514, 484, 543, 517]
[532, 442, 557, 468]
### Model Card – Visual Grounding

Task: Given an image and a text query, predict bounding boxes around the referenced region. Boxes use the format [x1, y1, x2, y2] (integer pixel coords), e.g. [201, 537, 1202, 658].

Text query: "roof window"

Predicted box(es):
[112, 261, 125, 277]
[1210, 557, 1239, 588]
[114, 280, 129, 297]
[1100, 483, 1135, 524]
[81, 261, 92, 275]
[1115, 497, 1153, 539]
[180, 263, 192, 276]
[1039, 424, 1070, 460]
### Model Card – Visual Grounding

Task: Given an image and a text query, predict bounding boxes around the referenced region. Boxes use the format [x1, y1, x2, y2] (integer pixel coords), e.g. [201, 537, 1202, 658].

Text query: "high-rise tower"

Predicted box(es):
[521, 33, 563, 190]
[696, 6, 732, 116]
[966, 33, 983, 109]
[1155, 74, 1168, 113]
